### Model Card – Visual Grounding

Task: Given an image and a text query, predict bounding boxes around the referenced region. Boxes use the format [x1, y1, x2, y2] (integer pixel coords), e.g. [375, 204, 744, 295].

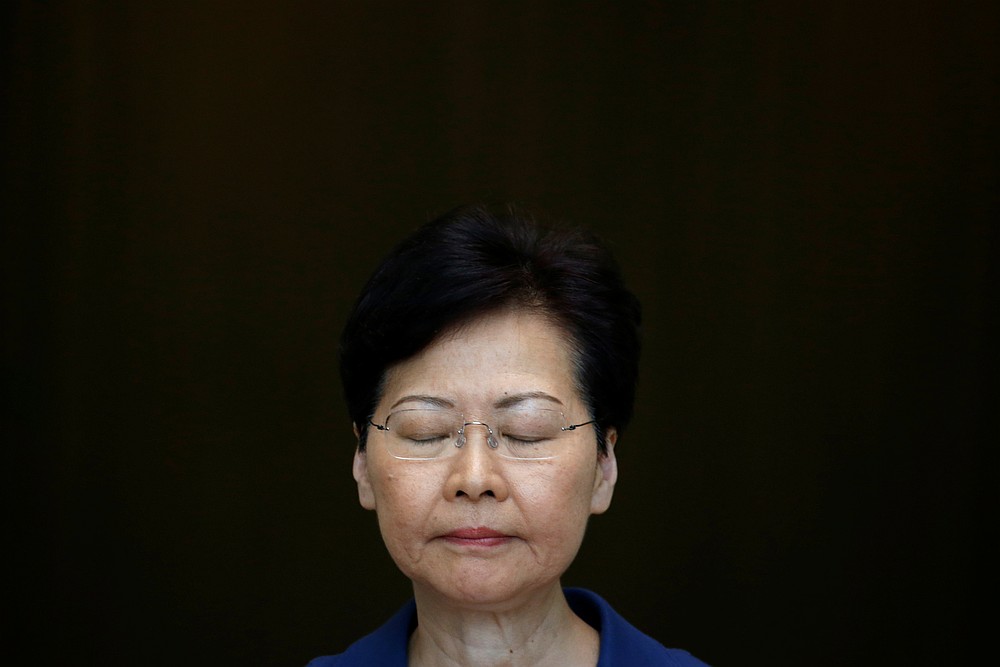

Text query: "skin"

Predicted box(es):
[353, 308, 618, 666]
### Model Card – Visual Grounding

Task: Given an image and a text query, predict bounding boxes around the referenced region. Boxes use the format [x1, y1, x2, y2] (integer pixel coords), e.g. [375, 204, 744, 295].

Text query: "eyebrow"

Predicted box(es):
[389, 395, 456, 410]
[388, 392, 564, 411]
[494, 392, 564, 409]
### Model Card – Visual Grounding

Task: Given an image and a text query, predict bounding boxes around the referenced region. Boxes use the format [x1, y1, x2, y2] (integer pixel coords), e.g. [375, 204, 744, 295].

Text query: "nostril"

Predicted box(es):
[454, 489, 496, 498]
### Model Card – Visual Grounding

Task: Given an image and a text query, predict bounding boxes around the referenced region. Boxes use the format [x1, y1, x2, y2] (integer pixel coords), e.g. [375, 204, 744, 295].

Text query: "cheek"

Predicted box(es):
[514, 463, 597, 538]
[372, 461, 432, 504]
[371, 469, 437, 559]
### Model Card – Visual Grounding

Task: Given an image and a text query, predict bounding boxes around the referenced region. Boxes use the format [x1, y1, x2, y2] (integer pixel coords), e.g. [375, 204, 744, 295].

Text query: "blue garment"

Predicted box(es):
[307, 588, 708, 666]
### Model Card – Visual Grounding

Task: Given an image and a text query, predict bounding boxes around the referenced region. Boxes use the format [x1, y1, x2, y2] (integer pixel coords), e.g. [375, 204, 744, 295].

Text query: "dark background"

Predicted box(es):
[4, 2, 995, 665]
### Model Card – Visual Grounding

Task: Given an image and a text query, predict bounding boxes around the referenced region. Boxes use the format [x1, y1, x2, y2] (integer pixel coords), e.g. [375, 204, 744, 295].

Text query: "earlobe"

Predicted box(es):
[353, 445, 377, 510]
[590, 428, 619, 514]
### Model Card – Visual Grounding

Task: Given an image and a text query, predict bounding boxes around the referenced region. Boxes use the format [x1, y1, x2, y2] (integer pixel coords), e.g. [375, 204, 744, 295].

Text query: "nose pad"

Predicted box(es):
[457, 422, 500, 450]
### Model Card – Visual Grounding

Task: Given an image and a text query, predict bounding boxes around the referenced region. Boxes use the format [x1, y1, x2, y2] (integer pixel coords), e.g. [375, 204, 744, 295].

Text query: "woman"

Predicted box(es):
[309, 206, 707, 666]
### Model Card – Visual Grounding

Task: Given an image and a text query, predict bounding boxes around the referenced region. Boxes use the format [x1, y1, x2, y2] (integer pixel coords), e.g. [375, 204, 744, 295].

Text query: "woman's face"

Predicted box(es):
[353, 309, 618, 609]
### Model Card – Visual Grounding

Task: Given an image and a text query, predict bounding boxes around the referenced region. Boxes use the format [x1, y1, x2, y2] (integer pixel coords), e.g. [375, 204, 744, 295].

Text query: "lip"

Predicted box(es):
[441, 526, 512, 548]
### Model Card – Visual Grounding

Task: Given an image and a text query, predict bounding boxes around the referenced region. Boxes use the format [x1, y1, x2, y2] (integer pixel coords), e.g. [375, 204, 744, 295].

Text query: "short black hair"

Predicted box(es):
[340, 204, 641, 454]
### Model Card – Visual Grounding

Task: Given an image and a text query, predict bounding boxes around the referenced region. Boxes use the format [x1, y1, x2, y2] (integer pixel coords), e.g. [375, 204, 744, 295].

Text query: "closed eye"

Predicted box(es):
[407, 434, 450, 443]
[503, 434, 550, 444]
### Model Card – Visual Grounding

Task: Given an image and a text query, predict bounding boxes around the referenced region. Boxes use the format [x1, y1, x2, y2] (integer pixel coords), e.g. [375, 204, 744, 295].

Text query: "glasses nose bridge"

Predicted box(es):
[457, 419, 499, 450]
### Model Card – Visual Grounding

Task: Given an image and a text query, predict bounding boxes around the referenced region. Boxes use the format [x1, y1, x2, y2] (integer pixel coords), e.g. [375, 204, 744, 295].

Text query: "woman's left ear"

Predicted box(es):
[590, 428, 618, 514]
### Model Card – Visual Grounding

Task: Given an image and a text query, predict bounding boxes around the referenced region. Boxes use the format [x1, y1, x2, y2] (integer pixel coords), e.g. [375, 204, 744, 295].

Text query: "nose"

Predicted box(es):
[444, 423, 510, 502]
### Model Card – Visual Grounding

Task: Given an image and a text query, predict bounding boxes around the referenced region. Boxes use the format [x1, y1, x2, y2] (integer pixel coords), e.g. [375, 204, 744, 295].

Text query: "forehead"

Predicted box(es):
[379, 309, 582, 410]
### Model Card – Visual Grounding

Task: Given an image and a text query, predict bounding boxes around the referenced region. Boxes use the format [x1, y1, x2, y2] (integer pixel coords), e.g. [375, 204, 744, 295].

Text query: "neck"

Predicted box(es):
[408, 583, 599, 667]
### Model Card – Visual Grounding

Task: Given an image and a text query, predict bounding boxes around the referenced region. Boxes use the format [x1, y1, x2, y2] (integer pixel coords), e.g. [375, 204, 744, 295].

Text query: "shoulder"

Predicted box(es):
[565, 588, 710, 666]
[305, 599, 416, 667]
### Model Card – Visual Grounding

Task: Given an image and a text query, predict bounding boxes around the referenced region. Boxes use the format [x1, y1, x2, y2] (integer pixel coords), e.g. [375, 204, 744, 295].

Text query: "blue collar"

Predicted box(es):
[308, 587, 707, 666]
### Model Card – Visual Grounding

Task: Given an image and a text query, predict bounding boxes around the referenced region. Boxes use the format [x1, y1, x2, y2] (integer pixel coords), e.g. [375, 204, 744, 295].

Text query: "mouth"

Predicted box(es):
[441, 526, 513, 548]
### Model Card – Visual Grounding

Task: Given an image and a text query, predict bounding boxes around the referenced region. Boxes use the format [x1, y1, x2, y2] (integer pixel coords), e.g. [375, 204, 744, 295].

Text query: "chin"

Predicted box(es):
[416, 566, 560, 611]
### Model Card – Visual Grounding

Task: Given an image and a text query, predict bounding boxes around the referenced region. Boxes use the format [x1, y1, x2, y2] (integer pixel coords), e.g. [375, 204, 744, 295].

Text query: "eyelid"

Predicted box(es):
[504, 434, 548, 443]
